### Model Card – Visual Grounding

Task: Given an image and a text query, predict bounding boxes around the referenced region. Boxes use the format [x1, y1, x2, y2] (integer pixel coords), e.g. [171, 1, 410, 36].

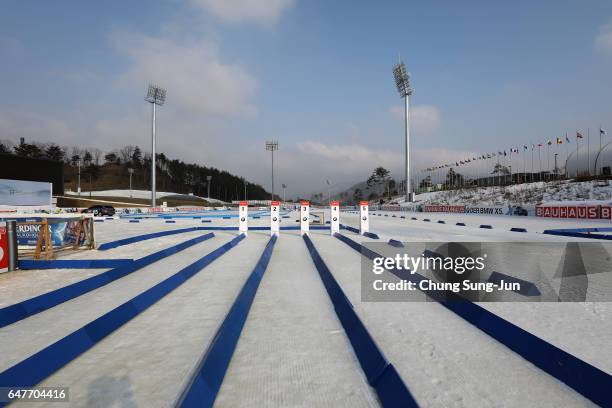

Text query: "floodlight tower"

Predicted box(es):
[392, 60, 414, 203]
[206, 176, 212, 200]
[265, 140, 279, 201]
[144, 84, 166, 207]
[281, 183, 287, 203]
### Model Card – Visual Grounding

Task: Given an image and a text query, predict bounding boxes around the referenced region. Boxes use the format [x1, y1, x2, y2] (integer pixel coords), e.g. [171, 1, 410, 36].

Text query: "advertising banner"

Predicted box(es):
[3, 218, 87, 247]
[536, 205, 611, 219]
[423, 205, 465, 213]
[0, 179, 52, 207]
[0, 222, 7, 273]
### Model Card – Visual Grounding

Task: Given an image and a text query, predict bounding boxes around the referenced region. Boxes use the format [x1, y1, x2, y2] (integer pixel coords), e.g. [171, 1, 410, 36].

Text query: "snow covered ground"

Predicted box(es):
[65, 189, 227, 204]
[0, 210, 610, 407]
[392, 180, 612, 206]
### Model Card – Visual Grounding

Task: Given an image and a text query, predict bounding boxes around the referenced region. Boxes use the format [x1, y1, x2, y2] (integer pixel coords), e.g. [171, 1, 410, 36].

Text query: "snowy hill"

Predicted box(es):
[65, 189, 227, 204]
[392, 180, 612, 206]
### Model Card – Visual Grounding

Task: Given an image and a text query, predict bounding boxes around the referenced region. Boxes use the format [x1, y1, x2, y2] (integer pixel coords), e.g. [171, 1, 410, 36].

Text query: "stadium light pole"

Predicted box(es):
[326, 179, 332, 203]
[207, 175, 212, 200]
[266, 140, 279, 201]
[282, 183, 287, 203]
[393, 59, 414, 203]
[144, 84, 166, 208]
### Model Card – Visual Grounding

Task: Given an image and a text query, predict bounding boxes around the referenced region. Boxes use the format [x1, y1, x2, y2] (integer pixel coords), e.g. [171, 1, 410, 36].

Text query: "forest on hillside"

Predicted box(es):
[0, 138, 272, 202]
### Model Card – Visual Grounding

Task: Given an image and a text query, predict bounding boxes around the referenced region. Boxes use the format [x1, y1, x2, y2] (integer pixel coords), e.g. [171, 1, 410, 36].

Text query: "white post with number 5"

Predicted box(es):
[239, 201, 248, 235]
[360, 201, 369, 235]
[271, 201, 280, 236]
[300, 200, 310, 235]
[330, 200, 340, 235]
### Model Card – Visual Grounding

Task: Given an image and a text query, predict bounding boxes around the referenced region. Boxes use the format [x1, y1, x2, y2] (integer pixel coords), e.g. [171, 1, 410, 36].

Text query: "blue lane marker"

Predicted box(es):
[411, 217, 417, 220]
[487, 271, 541, 296]
[0, 234, 245, 393]
[94, 220, 104, 223]
[336, 233, 612, 407]
[98, 227, 201, 250]
[388, 239, 404, 248]
[543, 229, 612, 240]
[177, 235, 277, 408]
[105, 217, 114, 220]
[303, 235, 418, 408]
[423, 219, 430, 222]
[18, 259, 133, 270]
[202, 220, 211, 223]
[0, 233, 215, 329]
[510, 227, 527, 233]
[363, 232, 380, 240]
[437, 220, 445, 224]
[456, 222, 466, 226]
[340, 224, 360, 234]
[166, 220, 176, 223]
[480, 224, 493, 229]
[129, 220, 140, 223]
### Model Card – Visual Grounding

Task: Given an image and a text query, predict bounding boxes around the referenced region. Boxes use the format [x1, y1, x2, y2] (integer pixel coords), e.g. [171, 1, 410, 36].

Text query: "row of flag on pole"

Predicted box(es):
[422, 128, 608, 172]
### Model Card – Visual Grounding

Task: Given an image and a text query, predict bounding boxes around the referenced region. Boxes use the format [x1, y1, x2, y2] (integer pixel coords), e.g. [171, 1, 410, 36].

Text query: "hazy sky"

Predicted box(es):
[2, 1, 612, 196]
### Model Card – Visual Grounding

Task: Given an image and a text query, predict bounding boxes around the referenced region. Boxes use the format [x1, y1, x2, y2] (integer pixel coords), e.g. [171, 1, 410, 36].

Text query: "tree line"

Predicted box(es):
[0, 138, 271, 201]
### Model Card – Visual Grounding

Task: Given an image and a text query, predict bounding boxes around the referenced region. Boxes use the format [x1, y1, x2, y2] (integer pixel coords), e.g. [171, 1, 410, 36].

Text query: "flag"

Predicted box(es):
[504, 150, 507, 156]
[547, 140, 552, 145]
[556, 137, 562, 144]
[531, 144, 535, 150]
[538, 143, 543, 147]
[523, 145, 528, 150]
[601, 128, 608, 136]
[565, 135, 570, 143]
[576, 132, 583, 139]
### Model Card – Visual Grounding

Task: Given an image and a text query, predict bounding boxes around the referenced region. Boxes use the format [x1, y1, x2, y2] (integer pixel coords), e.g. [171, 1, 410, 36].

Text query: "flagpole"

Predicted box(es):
[565, 133, 569, 178]
[547, 144, 550, 181]
[538, 146, 542, 181]
[530, 143, 535, 183]
[587, 128, 590, 176]
[599, 124, 602, 177]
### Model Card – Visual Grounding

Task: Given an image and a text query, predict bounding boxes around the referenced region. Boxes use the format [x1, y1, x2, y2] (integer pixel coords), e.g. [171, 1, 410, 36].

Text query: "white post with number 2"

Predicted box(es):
[271, 201, 280, 236]
[330, 200, 340, 235]
[300, 201, 310, 235]
[239, 201, 248, 235]
[360, 201, 369, 235]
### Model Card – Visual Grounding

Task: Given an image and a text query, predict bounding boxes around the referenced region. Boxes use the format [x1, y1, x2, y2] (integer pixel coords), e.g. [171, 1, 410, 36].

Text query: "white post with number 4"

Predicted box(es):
[271, 201, 280, 236]
[239, 201, 248, 235]
[300, 200, 310, 235]
[330, 200, 340, 235]
[360, 201, 369, 235]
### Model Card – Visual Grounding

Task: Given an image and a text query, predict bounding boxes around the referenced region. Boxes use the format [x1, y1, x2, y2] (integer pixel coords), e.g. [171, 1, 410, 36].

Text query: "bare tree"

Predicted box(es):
[92, 148, 103, 166]
[119, 145, 135, 164]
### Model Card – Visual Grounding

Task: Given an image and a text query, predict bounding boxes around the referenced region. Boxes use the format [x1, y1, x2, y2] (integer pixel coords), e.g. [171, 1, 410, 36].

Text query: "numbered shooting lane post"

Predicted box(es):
[330, 201, 340, 235]
[360, 201, 369, 235]
[300, 200, 310, 235]
[239, 201, 248, 235]
[270, 201, 280, 236]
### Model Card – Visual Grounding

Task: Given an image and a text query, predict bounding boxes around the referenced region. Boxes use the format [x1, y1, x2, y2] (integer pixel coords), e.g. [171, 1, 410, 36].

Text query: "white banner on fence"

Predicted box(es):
[0, 179, 52, 208]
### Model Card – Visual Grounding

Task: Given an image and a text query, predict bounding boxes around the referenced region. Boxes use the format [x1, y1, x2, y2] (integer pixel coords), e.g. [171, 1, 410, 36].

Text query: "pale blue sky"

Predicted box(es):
[2, 1, 612, 194]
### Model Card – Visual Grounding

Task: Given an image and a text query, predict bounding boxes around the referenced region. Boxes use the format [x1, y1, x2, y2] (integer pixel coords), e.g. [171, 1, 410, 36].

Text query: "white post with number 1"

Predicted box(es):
[239, 201, 248, 235]
[271, 201, 280, 236]
[300, 201, 310, 235]
[360, 201, 369, 235]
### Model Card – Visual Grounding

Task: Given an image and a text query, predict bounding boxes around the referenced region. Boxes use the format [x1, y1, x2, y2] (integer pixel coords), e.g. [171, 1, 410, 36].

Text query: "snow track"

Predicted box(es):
[0, 211, 610, 407]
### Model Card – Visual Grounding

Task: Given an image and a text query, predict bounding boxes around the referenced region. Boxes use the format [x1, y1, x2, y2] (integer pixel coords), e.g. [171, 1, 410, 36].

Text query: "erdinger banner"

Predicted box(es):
[5, 218, 86, 247]
[423, 205, 465, 213]
[361, 242, 612, 302]
[536, 204, 612, 219]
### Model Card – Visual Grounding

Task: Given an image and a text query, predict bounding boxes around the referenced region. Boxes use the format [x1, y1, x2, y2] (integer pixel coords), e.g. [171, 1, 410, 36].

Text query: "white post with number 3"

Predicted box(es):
[239, 201, 248, 235]
[360, 201, 369, 235]
[271, 201, 280, 236]
[300, 200, 310, 235]
[330, 200, 340, 235]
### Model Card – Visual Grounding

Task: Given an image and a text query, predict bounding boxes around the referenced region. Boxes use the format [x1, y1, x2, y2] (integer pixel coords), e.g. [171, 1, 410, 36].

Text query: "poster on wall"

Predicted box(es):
[0, 179, 52, 207]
